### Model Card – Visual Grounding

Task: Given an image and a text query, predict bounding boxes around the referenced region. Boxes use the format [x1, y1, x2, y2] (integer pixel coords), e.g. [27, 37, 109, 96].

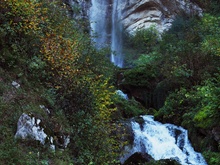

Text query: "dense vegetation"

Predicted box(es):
[1, 0, 220, 164]
[121, 1, 220, 164]
[0, 0, 121, 164]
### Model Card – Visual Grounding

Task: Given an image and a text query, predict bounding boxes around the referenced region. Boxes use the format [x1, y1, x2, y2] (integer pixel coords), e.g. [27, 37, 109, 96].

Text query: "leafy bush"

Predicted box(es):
[157, 72, 220, 128]
[192, 75, 220, 128]
[129, 26, 159, 54]
[114, 95, 146, 118]
[122, 26, 160, 66]
[122, 57, 160, 88]
[155, 88, 194, 125]
[0, 0, 120, 164]
[203, 151, 220, 165]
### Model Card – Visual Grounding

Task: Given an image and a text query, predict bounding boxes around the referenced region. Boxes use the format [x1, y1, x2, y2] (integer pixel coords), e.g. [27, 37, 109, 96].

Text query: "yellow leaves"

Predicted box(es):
[41, 31, 81, 80]
[5, 0, 116, 129]
[88, 77, 116, 123]
[65, 66, 71, 70]
[217, 48, 220, 56]
[55, 85, 61, 89]
[3, 0, 46, 34]
[42, 10, 48, 16]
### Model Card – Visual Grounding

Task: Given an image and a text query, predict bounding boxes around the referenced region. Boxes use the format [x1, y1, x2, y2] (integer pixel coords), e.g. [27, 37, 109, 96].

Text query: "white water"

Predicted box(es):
[90, 0, 124, 67]
[111, 0, 123, 67]
[121, 115, 207, 165]
[89, 0, 108, 48]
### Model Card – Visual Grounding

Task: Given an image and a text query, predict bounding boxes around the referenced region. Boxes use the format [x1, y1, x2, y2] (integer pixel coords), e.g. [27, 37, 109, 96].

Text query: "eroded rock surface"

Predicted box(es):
[120, 0, 202, 33]
[15, 113, 47, 144]
[67, 0, 202, 34]
[15, 113, 70, 149]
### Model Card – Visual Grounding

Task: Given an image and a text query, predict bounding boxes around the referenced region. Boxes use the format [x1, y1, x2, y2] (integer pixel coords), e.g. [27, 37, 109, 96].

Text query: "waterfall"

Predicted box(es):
[90, 0, 124, 67]
[121, 115, 207, 165]
[111, 0, 123, 67]
[89, 0, 108, 48]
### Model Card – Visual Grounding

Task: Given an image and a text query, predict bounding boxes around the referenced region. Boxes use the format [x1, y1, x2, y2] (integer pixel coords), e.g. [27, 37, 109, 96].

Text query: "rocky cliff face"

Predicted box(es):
[64, 0, 91, 20]
[119, 0, 202, 33]
[67, 0, 202, 34]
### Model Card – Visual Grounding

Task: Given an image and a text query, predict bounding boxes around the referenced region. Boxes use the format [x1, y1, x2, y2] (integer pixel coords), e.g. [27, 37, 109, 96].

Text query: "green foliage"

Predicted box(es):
[134, 51, 161, 66]
[40, 88, 57, 107]
[114, 95, 146, 118]
[199, 14, 220, 57]
[159, 16, 211, 83]
[0, 0, 50, 82]
[63, 78, 120, 164]
[157, 72, 220, 128]
[1, 0, 220, 163]
[0, 0, 119, 164]
[195, 0, 220, 16]
[122, 51, 160, 88]
[121, 11, 220, 154]
[123, 26, 160, 66]
[155, 88, 192, 125]
[0, 67, 70, 164]
[39, 2, 118, 163]
[123, 13, 220, 106]
[122, 66, 159, 87]
[192, 75, 220, 128]
[203, 151, 220, 165]
[28, 56, 47, 79]
[129, 26, 159, 54]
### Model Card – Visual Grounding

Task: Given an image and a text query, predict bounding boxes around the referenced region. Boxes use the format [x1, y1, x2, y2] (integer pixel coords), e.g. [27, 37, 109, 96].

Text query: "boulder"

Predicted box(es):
[123, 152, 181, 165]
[123, 152, 152, 165]
[155, 158, 181, 165]
[15, 113, 70, 149]
[15, 113, 47, 144]
[12, 81, 20, 88]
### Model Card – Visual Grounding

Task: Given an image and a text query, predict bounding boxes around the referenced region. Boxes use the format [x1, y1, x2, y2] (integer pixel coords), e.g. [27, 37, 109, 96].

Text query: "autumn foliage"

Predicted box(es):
[0, 0, 119, 164]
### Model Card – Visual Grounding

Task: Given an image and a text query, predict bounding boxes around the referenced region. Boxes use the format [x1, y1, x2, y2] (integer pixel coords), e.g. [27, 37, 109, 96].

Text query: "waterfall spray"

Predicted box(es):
[111, 0, 123, 67]
[90, 0, 108, 48]
[121, 115, 208, 165]
[90, 0, 124, 67]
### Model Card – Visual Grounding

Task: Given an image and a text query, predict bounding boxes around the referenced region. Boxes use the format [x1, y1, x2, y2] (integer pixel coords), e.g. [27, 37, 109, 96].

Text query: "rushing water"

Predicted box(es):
[89, 0, 108, 48]
[111, 0, 123, 67]
[121, 115, 207, 165]
[90, 0, 124, 67]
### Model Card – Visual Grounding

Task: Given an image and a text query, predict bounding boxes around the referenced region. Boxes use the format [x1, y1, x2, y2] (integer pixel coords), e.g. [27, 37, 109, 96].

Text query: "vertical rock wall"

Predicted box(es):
[119, 0, 202, 34]
[68, 0, 202, 34]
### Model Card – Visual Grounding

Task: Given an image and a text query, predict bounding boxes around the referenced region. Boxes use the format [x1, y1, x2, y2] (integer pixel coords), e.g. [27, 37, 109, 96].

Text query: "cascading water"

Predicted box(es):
[89, 2, 206, 163]
[111, 0, 123, 68]
[89, 0, 108, 48]
[121, 115, 207, 165]
[90, 0, 124, 67]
